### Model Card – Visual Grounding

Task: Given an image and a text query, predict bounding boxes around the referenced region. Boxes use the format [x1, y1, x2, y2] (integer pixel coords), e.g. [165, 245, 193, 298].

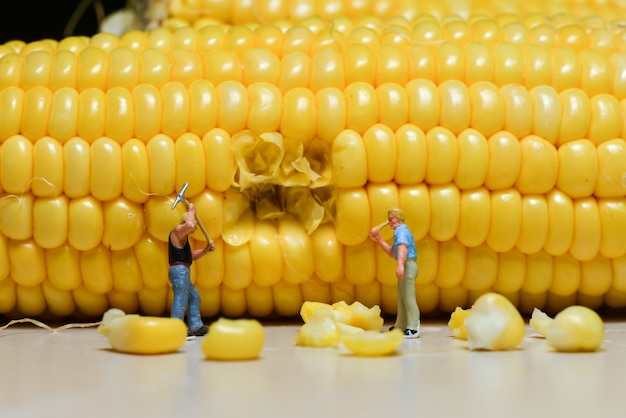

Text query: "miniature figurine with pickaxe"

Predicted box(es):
[168, 183, 216, 337]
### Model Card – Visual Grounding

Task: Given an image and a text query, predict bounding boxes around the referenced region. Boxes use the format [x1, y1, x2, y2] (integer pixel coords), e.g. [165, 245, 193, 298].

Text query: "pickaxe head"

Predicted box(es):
[171, 182, 190, 210]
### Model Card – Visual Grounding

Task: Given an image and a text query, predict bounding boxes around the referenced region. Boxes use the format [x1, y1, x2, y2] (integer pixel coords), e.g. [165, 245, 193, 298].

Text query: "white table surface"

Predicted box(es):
[1, 317, 625, 418]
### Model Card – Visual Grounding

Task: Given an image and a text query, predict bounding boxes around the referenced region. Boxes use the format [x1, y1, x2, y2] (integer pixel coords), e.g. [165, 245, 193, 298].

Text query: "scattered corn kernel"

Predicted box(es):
[336, 322, 365, 335]
[300, 300, 384, 331]
[331, 300, 384, 331]
[464, 292, 525, 351]
[97, 308, 187, 354]
[529, 308, 554, 337]
[295, 308, 341, 348]
[545, 306, 604, 352]
[300, 301, 334, 322]
[201, 317, 265, 360]
[448, 306, 471, 340]
[341, 329, 404, 357]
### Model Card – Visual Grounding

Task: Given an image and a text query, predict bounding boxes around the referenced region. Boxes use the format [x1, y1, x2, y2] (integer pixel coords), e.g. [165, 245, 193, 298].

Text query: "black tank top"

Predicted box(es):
[168, 233, 192, 266]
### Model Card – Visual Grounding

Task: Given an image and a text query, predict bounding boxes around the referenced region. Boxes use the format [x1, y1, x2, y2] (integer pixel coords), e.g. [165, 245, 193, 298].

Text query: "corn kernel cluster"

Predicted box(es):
[2, 0, 626, 319]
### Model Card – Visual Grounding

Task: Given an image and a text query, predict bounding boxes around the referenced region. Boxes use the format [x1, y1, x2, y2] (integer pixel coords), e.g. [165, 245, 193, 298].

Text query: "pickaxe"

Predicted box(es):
[172, 182, 214, 244]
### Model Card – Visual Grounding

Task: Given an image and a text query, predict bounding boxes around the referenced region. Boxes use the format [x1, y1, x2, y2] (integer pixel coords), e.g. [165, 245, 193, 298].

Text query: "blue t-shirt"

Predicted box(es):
[392, 224, 417, 260]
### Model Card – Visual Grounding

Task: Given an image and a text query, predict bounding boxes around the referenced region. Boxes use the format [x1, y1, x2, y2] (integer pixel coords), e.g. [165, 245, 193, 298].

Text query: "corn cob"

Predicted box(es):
[165, 0, 626, 26]
[3, 5, 626, 320]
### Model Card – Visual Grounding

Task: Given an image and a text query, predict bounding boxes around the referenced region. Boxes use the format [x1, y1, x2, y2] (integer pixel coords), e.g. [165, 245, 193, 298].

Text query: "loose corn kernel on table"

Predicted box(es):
[2, 318, 626, 418]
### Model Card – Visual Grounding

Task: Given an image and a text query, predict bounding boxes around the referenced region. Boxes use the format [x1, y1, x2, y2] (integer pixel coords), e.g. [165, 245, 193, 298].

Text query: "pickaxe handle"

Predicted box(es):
[369, 220, 389, 241]
[191, 207, 214, 246]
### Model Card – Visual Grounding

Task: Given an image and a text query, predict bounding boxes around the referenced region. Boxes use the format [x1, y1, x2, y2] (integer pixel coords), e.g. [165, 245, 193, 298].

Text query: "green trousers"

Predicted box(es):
[393, 259, 420, 331]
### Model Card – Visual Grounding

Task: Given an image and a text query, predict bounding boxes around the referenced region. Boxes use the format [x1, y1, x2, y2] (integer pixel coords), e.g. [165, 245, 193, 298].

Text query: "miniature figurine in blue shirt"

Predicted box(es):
[369, 208, 420, 338]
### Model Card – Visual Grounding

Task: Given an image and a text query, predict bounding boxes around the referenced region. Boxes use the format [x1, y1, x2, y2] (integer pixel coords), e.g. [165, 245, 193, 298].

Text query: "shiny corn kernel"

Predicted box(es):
[529, 307, 553, 337]
[341, 329, 404, 357]
[448, 306, 471, 340]
[545, 306, 604, 352]
[97, 308, 187, 354]
[295, 308, 341, 348]
[464, 292, 525, 350]
[201, 317, 265, 360]
[331, 300, 384, 331]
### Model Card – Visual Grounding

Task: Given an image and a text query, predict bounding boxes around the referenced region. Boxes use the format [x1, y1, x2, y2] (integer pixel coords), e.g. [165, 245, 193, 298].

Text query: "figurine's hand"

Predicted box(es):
[207, 242, 216, 252]
[396, 264, 404, 281]
[369, 228, 382, 240]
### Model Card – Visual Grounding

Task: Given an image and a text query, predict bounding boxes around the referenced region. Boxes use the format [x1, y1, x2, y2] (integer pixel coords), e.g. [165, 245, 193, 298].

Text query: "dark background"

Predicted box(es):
[0, 0, 128, 44]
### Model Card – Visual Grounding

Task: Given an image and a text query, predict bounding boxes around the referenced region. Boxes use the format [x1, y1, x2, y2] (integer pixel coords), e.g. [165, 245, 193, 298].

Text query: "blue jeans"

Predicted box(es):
[168, 264, 204, 332]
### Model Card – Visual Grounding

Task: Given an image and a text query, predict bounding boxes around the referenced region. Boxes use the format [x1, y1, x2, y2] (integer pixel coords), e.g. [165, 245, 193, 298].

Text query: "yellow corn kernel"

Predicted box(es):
[464, 292, 525, 350]
[223, 242, 252, 290]
[68, 196, 103, 251]
[448, 306, 470, 340]
[77, 47, 108, 91]
[45, 243, 81, 290]
[0, 87, 23, 140]
[0, 53, 22, 91]
[202, 317, 265, 360]
[529, 307, 553, 337]
[1, 135, 32, 194]
[334, 187, 370, 246]
[121, 139, 150, 203]
[0, 234, 8, 281]
[341, 329, 404, 357]
[0, 193, 33, 240]
[462, 244, 498, 291]
[195, 238, 224, 289]
[102, 197, 145, 251]
[549, 254, 580, 297]
[429, 184, 460, 242]
[570, 198, 601, 262]
[111, 248, 143, 293]
[175, 133, 206, 194]
[98, 308, 187, 354]
[9, 239, 46, 286]
[33, 141, 64, 196]
[545, 306, 604, 352]
[272, 280, 303, 317]
[42, 280, 76, 317]
[311, 223, 343, 283]
[134, 234, 169, 289]
[80, 244, 114, 295]
[455, 128, 488, 189]
[599, 199, 626, 258]
[76, 88, 105, 142]
[300, 301, 334, 322]
[138, 286, 169, 316]
[33, 195, 68, 249]
[595, 139, 626, 198]
[16, 283, 46, 317]
[49, 88, 79, 142]
[90, 137, 122, 201]
[434, 238, 466, 289]
[0, 278, 15, 314]
[295, 308, 341, 348]
[161, 81, 191, 138]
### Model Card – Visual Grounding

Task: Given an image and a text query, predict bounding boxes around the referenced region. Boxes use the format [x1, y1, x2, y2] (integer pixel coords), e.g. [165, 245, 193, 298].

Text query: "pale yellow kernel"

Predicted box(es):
[464, 292, 525, 351]
[546, 306, 604, 352]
